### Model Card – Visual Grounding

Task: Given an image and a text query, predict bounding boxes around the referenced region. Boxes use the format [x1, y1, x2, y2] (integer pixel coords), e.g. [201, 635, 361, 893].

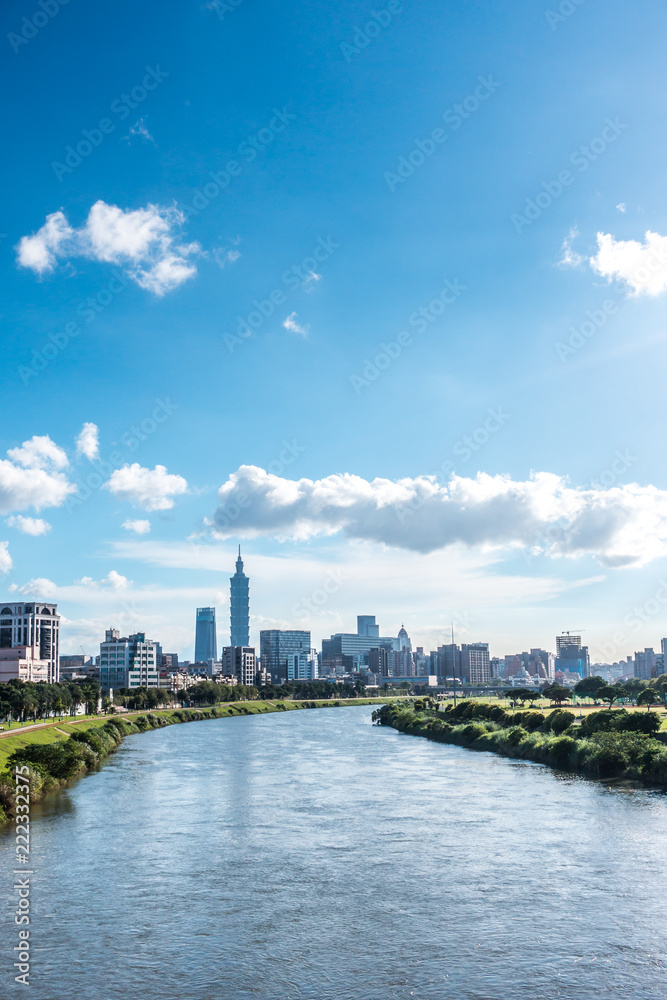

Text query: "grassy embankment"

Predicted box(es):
[0, 697, 393, 827]
[376, 700, 667, 788]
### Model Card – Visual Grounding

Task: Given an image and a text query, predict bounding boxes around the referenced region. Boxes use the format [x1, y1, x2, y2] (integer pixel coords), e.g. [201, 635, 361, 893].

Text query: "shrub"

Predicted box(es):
[548, 735, 577, 768]
[506, 726, 527, 747]
[461, 723, 487, 743]
[515, 711, 545, 732]
[546, 710, 575, 735]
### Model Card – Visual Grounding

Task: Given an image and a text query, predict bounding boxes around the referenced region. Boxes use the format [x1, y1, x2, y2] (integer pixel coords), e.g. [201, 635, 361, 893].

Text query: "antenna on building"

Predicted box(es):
[451, 621, 457, 707]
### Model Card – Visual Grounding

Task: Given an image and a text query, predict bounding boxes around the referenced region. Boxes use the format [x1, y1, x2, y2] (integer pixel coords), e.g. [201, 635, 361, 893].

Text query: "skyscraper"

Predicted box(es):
[260, 629, 311, 683]
[230, 547, 250, 646]
[0, 601, 60, 682]
[194, 607, 217, 663]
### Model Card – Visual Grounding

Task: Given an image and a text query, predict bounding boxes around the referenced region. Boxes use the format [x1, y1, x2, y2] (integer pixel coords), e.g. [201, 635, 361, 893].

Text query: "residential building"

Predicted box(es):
[461, 643, 490, 684]
[230, 548, 250, 646]
[634, 648, 656, 680]
[555, 634, 590, 678]
[0, 646, 49, 683]
[436, 643, 462, 680]
[222, 646, 256, 687]
[0, 601, 60, 682]
[194, 607, 217, 664]
[369, 646, 389, 676]
[99, 629, 159, 690]
[260, 629, 311, 683]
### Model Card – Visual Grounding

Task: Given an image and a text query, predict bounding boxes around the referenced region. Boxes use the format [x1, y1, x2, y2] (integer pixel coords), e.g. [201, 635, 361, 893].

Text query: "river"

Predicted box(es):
[1, 704, 666, 998]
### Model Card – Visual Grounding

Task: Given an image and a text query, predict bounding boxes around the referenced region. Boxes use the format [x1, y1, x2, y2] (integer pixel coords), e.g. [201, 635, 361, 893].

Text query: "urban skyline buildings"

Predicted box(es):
[230, 547, 250, 647]
[0, 601, 60, 683]
[194, 607, 217, 664]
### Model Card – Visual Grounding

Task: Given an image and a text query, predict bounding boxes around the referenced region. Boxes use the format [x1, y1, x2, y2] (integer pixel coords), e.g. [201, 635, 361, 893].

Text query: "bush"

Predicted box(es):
[548, 735, 577, 768]
[515, 711, 545, 732]
[546, 710, 575, 735]
[9, 740, 87, 781]
[506, 726, 527, 747]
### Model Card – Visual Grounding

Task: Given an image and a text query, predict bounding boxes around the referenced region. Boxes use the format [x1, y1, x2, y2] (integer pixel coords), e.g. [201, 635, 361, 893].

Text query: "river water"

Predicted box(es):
[1, 705, 665, 999]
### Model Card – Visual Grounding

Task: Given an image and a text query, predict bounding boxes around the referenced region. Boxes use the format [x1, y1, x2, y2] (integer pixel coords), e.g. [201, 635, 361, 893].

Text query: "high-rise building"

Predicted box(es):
[260, 629, 311, 683]
[436, 643, 462, 679]
[287, 651, 319, 681]
[230, 548, 250, 646]
[555, 634, 590, 678]
[0, 601, 60, 682]
[634, 648, 656, 680]
[99, 629, 159, 690]
[194, 607, 217, 663]
[222, 646, 256, 687]
[369, 646, 389, 676]
[357, 615, 380, 638]
[322, 623, 395, 670]
[460, 643, 490, 684]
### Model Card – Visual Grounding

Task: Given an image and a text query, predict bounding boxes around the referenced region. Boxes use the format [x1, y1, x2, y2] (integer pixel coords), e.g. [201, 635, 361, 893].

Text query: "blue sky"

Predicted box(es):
[2, 0, 667, 662]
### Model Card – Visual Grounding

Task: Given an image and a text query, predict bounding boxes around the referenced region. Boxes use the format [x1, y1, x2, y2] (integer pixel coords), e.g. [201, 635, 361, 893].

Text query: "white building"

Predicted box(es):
[0, 602, 60, 682]
[287, 650, 319, 681]
[222, 646, 256, 687]
[100, 629, 159, 690]
[0, 646, 49, 683]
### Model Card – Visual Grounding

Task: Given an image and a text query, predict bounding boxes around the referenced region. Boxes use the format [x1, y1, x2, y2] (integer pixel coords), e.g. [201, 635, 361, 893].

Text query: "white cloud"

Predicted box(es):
[210, 465, 667, 569]
[14, 577, 58, 598]
[8, 434, 68, 470]
[0, 436, 74, 515]
[6, 515, 51, 536]
[104, 463, 188, 511]
[16, 200, 201, 296]
[126, 118, 156, 145]
[15, 210, 73, 274]
[589, 230, 667, 296]
[213, 247, 241, 268]
[616, 203, 627, 213]
[558, 227, 584, 268]
[75, 422, 100, 461]
[76, 570, 130, 591]
[302, 271, 321, 289]
[122, 518, 151, 535]
[0, 541, 12, 575]
[283, 312, 310, 337]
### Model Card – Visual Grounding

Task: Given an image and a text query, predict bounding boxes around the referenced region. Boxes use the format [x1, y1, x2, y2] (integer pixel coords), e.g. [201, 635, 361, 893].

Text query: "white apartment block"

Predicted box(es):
[0, 602, 60, 682]
[100, 629, 159, 690]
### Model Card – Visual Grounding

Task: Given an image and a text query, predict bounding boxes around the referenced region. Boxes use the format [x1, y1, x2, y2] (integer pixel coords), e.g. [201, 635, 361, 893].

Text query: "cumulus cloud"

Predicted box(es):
[75, 422, 100, 461]
[13, 577, 58, 598]
[283, 312, 310, 337]
[0, 436, 74, 515]
[558, 227, 584, 268]
[122, 518, 151, 535]
[16, 200, 201, 296]
[211, 465, 667, 569]
[6, 515, 51, 536]
[0, 541, 12, 575]
[589, 230, 667, 296]
[104, 463, 188, 511]
[76, 570, 130, 591]
[8, 434, 68, 470]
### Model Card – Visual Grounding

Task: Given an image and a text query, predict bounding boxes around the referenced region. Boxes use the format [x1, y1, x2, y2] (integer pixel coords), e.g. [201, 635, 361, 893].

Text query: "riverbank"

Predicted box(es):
[0, 697, 392, 827]
[375, 701, 667, 788]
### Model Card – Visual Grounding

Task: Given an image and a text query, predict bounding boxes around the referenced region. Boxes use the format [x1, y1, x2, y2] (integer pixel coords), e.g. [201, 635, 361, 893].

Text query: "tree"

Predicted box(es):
[574, 676, 607, 701]
[543, 685, 570, 705]
[598, 684, 626, 710]
[637, 688, 659, 711]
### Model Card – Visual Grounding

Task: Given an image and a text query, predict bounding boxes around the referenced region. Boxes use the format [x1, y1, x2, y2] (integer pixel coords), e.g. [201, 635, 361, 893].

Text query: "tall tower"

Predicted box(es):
[230, 547, 250, 646]
[194, 607, 217, 663]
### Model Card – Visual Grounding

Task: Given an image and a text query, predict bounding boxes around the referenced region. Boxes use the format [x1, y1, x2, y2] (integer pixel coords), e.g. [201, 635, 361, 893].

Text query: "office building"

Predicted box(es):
[436, 643, 462, 680]
[99, 629, 159, 690]
[194, 607, 217, 664]
[0, 601, 60, 682]
[260, 629, 311, 683]
[461, 643, 490, 684]
[369, 646, 389, 676]
[230, 548, 250, 646]
[222, 646, 256, 687]
[555, 634, 590, 678]
[357, 615, 380, 638]
[287, 651, 318, 681]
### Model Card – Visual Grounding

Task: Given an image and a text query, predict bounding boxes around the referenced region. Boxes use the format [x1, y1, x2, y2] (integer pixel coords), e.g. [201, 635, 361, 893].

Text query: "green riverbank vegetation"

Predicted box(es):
[374, 699, 667, 788]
